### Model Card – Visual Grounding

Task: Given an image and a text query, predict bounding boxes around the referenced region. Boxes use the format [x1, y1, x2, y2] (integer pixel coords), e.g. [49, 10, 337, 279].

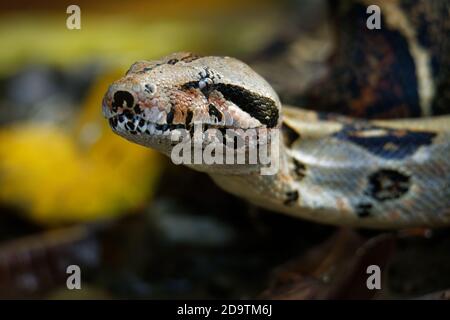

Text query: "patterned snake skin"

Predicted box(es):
[102, 0, 449, 229]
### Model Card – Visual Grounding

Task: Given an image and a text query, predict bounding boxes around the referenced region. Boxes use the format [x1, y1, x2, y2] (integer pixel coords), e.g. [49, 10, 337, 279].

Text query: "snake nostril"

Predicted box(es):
[111, 90, 134, 112]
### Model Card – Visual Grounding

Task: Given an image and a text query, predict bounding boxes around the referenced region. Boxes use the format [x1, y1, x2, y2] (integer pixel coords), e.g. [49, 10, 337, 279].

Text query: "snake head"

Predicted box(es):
[102, 52, 282, 172]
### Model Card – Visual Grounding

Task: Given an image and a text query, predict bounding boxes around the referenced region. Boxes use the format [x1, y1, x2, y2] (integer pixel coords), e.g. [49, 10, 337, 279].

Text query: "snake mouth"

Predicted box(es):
[104, 94, 268, 137]
[107, 112, 174, 136]
[107, 111, 266, 138]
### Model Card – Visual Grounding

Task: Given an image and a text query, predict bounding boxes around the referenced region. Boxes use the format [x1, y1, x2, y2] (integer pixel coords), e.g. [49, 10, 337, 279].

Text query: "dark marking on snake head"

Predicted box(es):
[137, 62, 164, 74]
[334, 124, 436, 160]
[282, 123, 300, 148]
[170, 124, 186, 130]
[180, 53, 202, 63]
[122, 109, 134, 120]
[185, 110, 194, 127]
[356, 202, 373, 218]
[112, 91, 134, 112]
[167, 58, 179, 65]
[208, 104, 223, 122]
[292, 159, 306, 179]
[181, 81, 199, 90]
[166, 109, 174, 124]
[156, 124, 169, 132]
[108, 117, 118, 128]
[189, 125, 196, 137]
[125, 121, 135, 131]
[366, 169, 411, 201]
[284, 191, 299, 206]
[144, 84, 156, 94]
[214, 83, 279, 128]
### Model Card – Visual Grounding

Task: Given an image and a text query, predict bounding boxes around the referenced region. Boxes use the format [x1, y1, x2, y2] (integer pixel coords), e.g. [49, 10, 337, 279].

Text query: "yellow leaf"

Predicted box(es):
[0, 70, 163, 225]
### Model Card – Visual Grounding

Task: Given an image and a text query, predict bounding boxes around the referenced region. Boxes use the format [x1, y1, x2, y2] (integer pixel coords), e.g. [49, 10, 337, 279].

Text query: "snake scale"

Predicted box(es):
[102, 0, 449, 229]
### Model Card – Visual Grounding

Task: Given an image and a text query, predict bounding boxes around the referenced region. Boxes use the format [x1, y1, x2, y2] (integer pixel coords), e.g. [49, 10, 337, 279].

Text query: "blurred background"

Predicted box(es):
[0, 0, 449, 299]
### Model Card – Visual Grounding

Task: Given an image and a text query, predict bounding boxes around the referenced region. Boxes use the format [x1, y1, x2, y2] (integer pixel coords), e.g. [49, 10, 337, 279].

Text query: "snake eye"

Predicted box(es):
[144, 83, 156, 94]
[198, 68, 216, 91]
[112, 90, 134, 112]
[198, 78, 212, 90]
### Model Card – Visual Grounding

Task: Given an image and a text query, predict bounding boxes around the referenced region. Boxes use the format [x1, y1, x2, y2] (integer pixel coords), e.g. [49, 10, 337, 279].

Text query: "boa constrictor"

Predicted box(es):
[102, 2, 449, 229]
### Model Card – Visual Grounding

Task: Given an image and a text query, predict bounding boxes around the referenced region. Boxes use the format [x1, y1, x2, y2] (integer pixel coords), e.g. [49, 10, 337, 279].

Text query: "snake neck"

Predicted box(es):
[208, 139, 300, 212]
[210, 109, 450, 229]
